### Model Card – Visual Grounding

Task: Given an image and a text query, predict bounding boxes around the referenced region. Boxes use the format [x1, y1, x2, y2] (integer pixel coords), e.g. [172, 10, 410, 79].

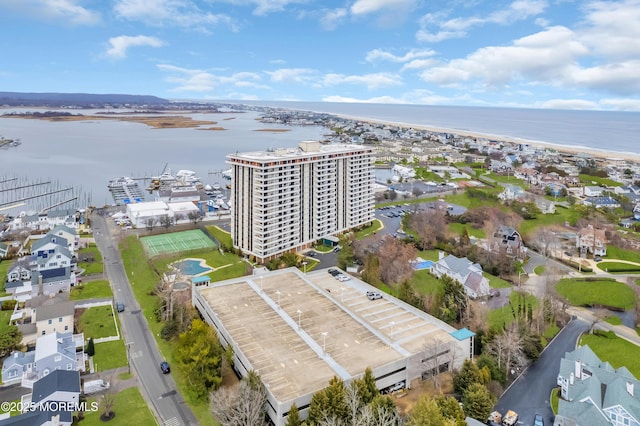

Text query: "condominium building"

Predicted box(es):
[227, 141, 374, 262]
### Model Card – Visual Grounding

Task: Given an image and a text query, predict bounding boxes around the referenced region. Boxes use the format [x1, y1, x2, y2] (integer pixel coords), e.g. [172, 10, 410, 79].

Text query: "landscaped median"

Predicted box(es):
[555, 277, 635, 311]
[595, 261, 640, 273]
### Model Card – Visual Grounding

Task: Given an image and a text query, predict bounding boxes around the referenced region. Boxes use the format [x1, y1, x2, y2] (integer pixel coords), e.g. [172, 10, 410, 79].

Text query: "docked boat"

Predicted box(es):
[108, 177, 145, 205]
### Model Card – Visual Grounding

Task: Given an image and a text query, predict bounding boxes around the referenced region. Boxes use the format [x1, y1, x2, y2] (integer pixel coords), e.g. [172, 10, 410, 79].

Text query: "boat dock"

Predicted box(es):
[108, 177, 146, 204]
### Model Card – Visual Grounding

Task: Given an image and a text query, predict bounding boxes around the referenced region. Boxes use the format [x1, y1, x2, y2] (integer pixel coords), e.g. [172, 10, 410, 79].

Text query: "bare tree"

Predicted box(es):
[530, 226, 559, 258]
[410, 210, 447, 250]
[145, 217, 156, 232]
[377, 237, 417, 286]
[188, 210, 203, 226]
[99, 373, 117, 421]
[486, 325, 527, 377]
[210, 373, 267, 426]
[421, 338, 450, 391]
[159, 214, 174, 231]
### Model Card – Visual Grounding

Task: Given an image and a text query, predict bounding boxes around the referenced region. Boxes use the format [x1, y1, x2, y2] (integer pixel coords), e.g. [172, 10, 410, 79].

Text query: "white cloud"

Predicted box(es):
[0, 0, 100, 25]
[105, 35, 165, 59]
[538, 99, 599, 110]
[350, 0, 417, 15]
[114, 0, 234, 30]
[573, 61, 640, 95]
[416, 0, 547, 42]
[365, 48, 436, 63]
[157, 64, 263, 92]
[320, 8, 347, 30]
[322, 95, 408, 104]
[321, 73, 402, 90]
[265, 68, 317, 84]
[600, 98, 640, 111]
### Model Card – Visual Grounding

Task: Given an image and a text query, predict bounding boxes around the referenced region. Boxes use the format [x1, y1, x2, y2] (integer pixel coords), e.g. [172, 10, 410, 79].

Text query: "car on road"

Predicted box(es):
[366, 291, 382, 300]
[564, 251, 573, 257]
[594, 255, 602, 262]
[160, 361, 171, 374]
[116, 302, 125, 312]
[534, 414, 544, 426]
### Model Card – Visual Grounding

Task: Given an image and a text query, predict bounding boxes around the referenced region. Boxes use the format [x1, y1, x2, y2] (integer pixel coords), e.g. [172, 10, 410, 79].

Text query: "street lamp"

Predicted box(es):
[125, 342, 133, 374]
[322, 332, 328, 354]
[302, 261, 307, 274]
[297, 309, 302, 330]
[276, 290, 281, 309]
[518, 271, 526, 288]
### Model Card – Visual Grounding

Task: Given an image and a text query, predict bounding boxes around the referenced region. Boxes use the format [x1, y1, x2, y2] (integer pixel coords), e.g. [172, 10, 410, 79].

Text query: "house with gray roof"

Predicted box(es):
[491, 225, 527, 259]
[498, 184, 527, 201]
[1, 350, 36, 386]
[0, 242, 8, 258]
[31, 239, 72, 272]
[48, 225, 78, 253]
[555, 345, 640, 426]
[584, 196, 621, 209]
[432, 252, 490, 299]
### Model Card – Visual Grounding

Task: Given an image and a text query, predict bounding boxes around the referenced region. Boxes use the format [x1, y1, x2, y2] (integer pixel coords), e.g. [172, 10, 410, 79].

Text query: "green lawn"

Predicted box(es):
[484, 272, 512, 289]
[206, 225, 233, 248]
[551, 388, 560, 414]
[555, 278, 635, 310]
[604, 315, 623, 325]
[77, 306, 118, 339]
[517, 205, 582, 238]
[534, 265, 545, 275]
[443, 190, 502, 209]
[70, 280, 113, 300]
[580, 331, 640, 378]
[354, 219, 383, 239]
[579, 174, 623, 187]
[0, 309, 12, 326]
[0, 260, 11, 295]
[448, 223, 485, 239]
[417, 250, 441, 261]
[483, 172, 528, 188]
[605, 245, 640, 262]
[79, 243, 104, 274]
[409, 270, 444, 297]
[596, 262, 640, 273]
[488, 291, 538, 330]
[82, 387, 156, 426]
[92, 339, 128, 371]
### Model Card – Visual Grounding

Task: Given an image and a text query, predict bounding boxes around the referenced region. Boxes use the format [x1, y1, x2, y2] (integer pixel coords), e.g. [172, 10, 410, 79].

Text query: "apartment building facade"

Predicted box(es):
[227, 141, 374, 262]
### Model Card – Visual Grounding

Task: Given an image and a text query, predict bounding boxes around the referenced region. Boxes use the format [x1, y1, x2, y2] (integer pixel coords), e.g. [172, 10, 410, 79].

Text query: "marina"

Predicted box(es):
[107, 176, 146, 205]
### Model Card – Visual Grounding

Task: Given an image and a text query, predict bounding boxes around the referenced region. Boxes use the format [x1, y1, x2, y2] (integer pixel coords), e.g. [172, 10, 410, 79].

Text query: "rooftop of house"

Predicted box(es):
[34, 332, 79, 362]
[438, 254, 483, 277]
[31, 369, 81, 403]
[34, 300, 74, 322]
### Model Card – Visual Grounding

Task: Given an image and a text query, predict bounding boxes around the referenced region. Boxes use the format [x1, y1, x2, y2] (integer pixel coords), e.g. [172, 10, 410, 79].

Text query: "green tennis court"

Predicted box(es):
[140, 230, 216, 257]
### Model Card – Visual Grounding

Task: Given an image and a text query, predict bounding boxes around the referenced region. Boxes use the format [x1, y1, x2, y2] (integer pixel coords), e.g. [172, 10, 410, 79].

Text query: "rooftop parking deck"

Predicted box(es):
[196, 267, 460, 403]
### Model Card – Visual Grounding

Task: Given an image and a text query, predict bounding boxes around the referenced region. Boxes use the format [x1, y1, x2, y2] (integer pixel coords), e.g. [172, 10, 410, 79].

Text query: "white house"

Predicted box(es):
[431, 252, 491, 299]
[498, 184, 526, 201]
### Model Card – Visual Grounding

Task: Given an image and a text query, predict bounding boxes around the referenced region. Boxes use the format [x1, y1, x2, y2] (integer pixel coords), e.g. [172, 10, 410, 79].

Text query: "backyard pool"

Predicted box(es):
[174, 259, 212, 276]
[413, 260, 434, 270]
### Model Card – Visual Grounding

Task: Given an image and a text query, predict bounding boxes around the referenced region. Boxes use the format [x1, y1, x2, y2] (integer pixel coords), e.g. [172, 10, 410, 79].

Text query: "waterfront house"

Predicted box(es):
[432, 252, 490, 299]
[32, 245, 73, 272]
[584, 186, 605, 197]
[576, 224, 607, 257]
[555, 345, 640, 426]
[48, 225, 78, 253]
[13, 295, 75, 346]
[1, 350, 36, 386]
[498, 184, 527, 201]
[32, 332, 85, 381]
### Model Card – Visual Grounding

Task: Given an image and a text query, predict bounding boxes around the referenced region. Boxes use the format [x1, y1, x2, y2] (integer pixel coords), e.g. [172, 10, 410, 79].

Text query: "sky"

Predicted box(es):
[0, 0, 639, 111]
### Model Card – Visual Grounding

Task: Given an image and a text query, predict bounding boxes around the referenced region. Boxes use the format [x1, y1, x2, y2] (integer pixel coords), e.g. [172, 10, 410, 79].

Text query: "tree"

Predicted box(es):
[376, 237, 416, 286]
[407, 395, 456, 426]
[159, 214, 174, 231]
[0, 325, 22, 358]
[361, 253, 383, 287]
[210, 371, 267, 426]
[145, 217, 156, 232]
[100, 373, 117, 421]
[176, 319, 223, 399]
[356, 367, 378, 405]
[434, 394, 466, 426]
[462, 382, 496, 421]
[285, 403, 302, 426]
[439, 275, 468, 323]
[411, 210, 447, 250]
[530, 227, 558, 258]
[485, 324, 527, 378]
[453, 359, 484, 395]
[86, 337, 95, 357]
[188, 210, 203, 225]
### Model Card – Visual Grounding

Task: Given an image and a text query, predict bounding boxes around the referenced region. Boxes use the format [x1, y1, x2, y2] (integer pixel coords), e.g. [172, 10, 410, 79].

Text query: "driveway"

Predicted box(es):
[494, 318, 589, 426]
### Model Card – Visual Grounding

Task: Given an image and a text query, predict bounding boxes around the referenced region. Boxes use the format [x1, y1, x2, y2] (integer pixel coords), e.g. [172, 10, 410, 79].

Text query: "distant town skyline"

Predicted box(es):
[0, 0, 639, 111]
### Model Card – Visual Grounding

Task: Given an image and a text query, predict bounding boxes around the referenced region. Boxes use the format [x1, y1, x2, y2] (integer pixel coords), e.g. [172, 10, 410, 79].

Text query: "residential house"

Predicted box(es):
[35, 301, 75, 337]
[32, 332, 85, 381]
[584, 186, 605, 197]
[555, 345, 640, 426]
[535, 198, 556, 215]
[634, 203, 640, 221]
[584, 196, 620, 209]
[576, 224, 607, 257]
[498, 184, 527, 201]
[431, 252, 491, 299]
[1, 350, 35, 386]
[31, 241, 73, 272]
[0, 370, 81, 426]
[48, 225, 78, 254]
[491, 225, 527, 259]
[0, 242, 8, 258]
[13, 295, 75, 346]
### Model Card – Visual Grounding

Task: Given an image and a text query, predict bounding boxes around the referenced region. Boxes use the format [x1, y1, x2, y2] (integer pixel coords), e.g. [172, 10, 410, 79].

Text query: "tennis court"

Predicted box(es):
[141, 230, 217, 257]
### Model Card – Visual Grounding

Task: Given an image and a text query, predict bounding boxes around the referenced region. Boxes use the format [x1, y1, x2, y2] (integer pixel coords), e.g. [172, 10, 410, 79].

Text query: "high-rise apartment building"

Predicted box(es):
[227, 141, 374, 263]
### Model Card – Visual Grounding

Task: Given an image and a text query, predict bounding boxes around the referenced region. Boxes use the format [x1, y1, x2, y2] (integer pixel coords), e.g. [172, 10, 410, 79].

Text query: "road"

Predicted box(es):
[91, 209, 198, 426]
[494, 318, 589, 426]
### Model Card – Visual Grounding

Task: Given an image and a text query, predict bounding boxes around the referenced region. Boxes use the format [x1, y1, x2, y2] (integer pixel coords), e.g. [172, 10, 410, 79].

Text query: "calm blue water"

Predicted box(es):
[175, 259, 212, 276]
[234, 101, 640, 156]
[1, 102, 639, 212]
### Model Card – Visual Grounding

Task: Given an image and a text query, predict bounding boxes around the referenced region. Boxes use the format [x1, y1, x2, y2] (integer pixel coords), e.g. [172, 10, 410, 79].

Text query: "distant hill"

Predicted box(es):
[0, 91, 168, 107]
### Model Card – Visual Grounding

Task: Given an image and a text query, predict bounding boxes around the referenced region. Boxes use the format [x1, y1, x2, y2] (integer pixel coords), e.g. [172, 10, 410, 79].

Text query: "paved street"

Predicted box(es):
[494, 318, 589, 426]
[91, 210, 198, 426]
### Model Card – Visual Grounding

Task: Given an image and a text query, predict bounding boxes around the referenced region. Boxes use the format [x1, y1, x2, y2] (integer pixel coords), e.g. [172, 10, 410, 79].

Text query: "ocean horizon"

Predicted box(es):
[225, 101, 640, 157]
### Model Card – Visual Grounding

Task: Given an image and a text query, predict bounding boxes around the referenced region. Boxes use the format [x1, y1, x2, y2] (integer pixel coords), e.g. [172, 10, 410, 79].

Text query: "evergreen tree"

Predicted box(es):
[453, 359, 482, 395]
[356, 367, 378, 405]
[86, 337, 95, 357]
[407, 395, 456, 426]
[434, 394, 466, 426]
[462, 383, 496, 421]
[285, 403, 302, 426]
[307, 389, 329, 425]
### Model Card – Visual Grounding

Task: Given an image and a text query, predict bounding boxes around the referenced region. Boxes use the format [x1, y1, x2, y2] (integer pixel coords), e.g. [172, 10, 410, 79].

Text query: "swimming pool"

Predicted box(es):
[413, 260, 434, 270]
[174, 259, 212, 276]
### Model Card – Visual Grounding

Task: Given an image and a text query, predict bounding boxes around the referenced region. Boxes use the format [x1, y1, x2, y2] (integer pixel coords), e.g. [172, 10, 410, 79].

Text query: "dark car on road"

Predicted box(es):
[116, 302, 125, 312]
[160, 361, 171, 374]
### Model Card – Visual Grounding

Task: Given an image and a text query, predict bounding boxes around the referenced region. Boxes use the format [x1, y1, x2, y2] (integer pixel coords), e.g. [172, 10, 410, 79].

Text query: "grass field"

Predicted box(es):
[409, 270, 444, 296]
[0, 260, 11, 295]
[579, 174, 623, 187]
[78, 243, 104, 275]
[555, 278, 635, 310]
[77, 305, 118, 339]
[517, 205, 582, 238]
[596, 261, 640, 273]
[70, 280, 113, 300]
[580, 331, 640, 378]
[448, 223, 485, 239]
[205, 225, 233, 248]
[605, 245, 640, 262]
[355, 219, 383, 239]
[534, 265, 546, 275]
[488, 291, 538, 330]
[82, 387, 156, 426]
[92, 339, 128, 371]
[141, 229, 216, 257]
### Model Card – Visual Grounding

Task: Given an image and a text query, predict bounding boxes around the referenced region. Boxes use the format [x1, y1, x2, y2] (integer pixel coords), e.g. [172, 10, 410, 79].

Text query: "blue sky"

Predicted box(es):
[1, 0, 639, 111]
